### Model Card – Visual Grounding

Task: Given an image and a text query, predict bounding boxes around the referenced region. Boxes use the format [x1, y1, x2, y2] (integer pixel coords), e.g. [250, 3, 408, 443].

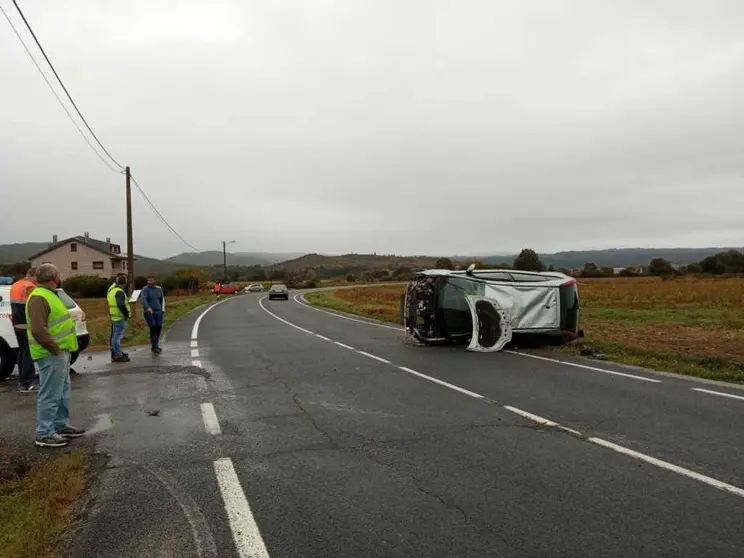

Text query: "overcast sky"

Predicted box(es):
[2, 0, 742, 258]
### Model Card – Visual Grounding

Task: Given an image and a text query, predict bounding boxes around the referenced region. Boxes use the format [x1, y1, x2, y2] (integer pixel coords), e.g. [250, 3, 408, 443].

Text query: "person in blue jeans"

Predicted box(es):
[141, 276, 165, 354]
[108, 275, 130, 363]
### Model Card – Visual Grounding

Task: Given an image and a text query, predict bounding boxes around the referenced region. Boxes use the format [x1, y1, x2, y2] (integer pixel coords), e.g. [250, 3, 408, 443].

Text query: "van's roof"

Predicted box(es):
[416, 268, 574, 284]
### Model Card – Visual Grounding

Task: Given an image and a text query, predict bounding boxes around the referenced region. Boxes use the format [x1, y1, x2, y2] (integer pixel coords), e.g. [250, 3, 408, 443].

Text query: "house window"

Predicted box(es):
[70, 243, 77, 252]
[123, 261, 126, 270]
[93, 261, 104, 270]
[71, 262, 78, 270]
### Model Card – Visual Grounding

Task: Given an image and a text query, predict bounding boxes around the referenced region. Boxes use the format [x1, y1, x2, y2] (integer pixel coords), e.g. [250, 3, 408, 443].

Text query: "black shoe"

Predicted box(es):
[56, 425, 86, 438]
[151, 347, 162, 354]
[112, 354, 130, 363]
[35, 434, 69, 448]
[18, 384, 38, 394]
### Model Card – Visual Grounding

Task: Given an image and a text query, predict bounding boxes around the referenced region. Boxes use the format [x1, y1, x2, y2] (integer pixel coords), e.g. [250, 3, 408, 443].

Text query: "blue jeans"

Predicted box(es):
[110, 320, 127, 357]
[144, 311, 163, 350]
[36, 352, 71, 438]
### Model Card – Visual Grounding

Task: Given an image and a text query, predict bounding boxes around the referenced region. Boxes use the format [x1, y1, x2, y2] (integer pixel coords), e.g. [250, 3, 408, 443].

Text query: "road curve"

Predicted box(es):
[153, 291, 744, 558]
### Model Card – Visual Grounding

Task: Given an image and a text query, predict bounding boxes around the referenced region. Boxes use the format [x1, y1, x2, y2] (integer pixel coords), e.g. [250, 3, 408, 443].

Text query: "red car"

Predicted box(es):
[216, 283, 241, 294]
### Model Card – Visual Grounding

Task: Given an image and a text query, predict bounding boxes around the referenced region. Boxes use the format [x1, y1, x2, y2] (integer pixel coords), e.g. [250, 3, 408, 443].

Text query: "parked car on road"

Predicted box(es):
[245, 284, 264, 293]
[268, 284, 289, 300]
[0, 282, 90, 380]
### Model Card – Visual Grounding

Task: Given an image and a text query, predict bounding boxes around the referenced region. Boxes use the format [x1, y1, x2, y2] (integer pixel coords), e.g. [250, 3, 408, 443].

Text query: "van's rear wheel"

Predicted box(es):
[0, 342, 17, 381]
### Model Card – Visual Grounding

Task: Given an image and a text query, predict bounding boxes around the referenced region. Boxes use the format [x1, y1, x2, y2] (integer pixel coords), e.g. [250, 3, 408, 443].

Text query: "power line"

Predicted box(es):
[11, 0, 124, 169]
[130, 174, 201, 252]
[0, 5, 117, 172]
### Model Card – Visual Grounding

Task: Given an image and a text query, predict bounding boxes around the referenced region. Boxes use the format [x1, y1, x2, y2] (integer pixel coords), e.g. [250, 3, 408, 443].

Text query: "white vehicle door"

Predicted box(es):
[465, 295, 512, 352]
[486, 284, 559, 330]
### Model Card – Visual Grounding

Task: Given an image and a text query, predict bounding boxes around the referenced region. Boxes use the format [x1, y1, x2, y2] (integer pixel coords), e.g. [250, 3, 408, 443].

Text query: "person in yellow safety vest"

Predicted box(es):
[26, 263, 85, 448]
[10, 267, 37, 393]
[107, 275, 131, 363]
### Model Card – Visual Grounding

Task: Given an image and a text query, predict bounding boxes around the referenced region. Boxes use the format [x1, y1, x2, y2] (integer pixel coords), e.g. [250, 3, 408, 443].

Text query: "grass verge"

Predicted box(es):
[0, 451, 86, 558]
[79, 294, 216, 349]
[305, 281, 744, 384]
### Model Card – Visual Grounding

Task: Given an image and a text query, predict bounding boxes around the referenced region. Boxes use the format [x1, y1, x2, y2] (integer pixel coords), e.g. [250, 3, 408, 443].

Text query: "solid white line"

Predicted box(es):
[503, 405, 558, 427]
[357, 351, 391, 364]
[294, 293, 404, 331]
[192, 360, 202, 368]
[398, 366, 485, 399]
[334, 341, 355, 350]
[190, 340, 198, 348]
[692, 388, 744, 402]
[191, 349, 200, 358]
[258, 297, 314, 335]
[191, 296, 235, 340]
[506, 351, 662, 383]
[315, 334, 332, 341]
[200, 402, 222, 435]
[213, 458, 269, 558]
[588, 437, 744, 499]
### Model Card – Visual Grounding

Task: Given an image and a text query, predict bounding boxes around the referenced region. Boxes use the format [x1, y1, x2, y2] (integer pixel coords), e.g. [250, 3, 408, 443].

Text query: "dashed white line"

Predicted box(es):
[259, 296, 314, 334]
[398, 366, 485, 399]
[190, 340, 198, 348]
[503, 405, 558, 426]
[196, 376, 208, 392]
[315, 334, 332, 341]
[358, 351, 391, 364]
[200, 402, 222, 435]
[191, 349, 200, 358]
[334, 341, 355, 350]
[692, 388, 744, 402]
[588, 437, 744, 499]
[192, 360, 202, 368]
[505, 351, 662, 383]
[214, 458, 270, 558]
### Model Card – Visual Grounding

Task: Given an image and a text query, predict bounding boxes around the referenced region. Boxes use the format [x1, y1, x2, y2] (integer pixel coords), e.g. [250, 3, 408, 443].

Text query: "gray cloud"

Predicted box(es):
[2, 0, 743, 257]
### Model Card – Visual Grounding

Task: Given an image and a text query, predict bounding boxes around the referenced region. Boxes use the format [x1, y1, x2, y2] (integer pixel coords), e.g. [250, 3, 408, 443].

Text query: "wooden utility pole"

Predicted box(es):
[125, 166, 134, 292]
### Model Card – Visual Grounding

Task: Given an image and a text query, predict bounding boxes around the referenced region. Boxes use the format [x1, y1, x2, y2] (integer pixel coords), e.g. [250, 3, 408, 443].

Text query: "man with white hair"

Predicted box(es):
[26, 263, 85, 448]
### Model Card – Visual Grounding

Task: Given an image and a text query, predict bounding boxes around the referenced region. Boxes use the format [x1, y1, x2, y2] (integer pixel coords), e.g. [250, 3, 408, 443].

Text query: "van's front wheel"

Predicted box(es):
[0, 341, 17, 381]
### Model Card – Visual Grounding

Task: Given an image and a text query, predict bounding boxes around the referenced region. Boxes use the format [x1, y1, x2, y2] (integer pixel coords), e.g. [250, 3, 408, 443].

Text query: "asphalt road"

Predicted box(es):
[72, 291, 744, 557]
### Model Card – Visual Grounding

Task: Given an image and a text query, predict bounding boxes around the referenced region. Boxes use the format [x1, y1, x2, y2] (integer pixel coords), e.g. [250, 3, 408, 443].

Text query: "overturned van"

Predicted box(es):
[402, 267, 582, 352]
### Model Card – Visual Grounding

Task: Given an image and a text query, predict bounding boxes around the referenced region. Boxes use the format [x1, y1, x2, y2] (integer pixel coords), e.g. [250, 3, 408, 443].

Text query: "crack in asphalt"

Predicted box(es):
[410, 472, 469, 525]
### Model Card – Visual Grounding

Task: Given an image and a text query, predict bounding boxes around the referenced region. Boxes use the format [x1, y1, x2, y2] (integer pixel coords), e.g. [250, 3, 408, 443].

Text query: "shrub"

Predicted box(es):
[62, 275, 111, 298]
[346, 273, 356, 282]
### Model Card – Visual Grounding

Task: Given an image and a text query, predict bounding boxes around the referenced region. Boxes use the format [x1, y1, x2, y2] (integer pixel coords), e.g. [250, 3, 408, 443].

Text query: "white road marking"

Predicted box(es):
[315, 334, 332, 341]
[213, 458, 269, 558]
[294, 293, 404, 331]
[192, 360, 202, 368]
[503, 405, 558, 427]
[398, 366, 485, 399]
[196, 376, 208, 392]
[191, 349, 200, 358]
[259, 297, 314, 335]
[334, 341, 355, 350]
[505, 351, 662, 383]
[191, 296, 234, 340]
[588, 437, 744, 499]
[692, 388, 744, 402]
[190, 340, 198, 348]
[200, 402, 222, 435]
[357, 351, 391, 364]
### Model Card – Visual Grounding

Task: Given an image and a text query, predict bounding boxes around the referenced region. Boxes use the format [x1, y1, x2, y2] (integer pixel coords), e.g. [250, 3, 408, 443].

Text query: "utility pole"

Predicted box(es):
[222, 240, 235, 284]
[125, 166, 134, 292]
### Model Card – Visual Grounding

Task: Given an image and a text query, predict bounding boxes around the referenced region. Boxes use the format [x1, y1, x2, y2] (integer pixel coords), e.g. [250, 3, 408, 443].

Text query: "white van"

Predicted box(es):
[0, 280, 90, 380]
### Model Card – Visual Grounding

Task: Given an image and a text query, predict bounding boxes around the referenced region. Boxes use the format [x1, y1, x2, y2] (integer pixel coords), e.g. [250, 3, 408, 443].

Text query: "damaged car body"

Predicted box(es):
[403, 266, 582, 352]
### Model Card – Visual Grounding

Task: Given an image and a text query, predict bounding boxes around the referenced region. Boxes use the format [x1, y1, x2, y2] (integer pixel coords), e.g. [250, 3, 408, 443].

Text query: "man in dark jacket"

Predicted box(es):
[10, 267, 37, 393]
[141, 276, 165, 353]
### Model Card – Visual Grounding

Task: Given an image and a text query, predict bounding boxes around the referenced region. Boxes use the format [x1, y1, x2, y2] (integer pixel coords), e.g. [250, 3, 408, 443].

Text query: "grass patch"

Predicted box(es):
[306, 279, 744, 383]
[0, 451, 86, 558]
[79, 294, 216, 349]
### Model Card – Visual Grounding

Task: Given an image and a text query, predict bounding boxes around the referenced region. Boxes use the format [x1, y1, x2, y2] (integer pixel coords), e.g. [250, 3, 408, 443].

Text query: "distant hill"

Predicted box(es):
[481, 248, 744, 269]
[274, 253, 442, 273]
[0, 242, 50, 264]
[166, 251, 303, 267]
